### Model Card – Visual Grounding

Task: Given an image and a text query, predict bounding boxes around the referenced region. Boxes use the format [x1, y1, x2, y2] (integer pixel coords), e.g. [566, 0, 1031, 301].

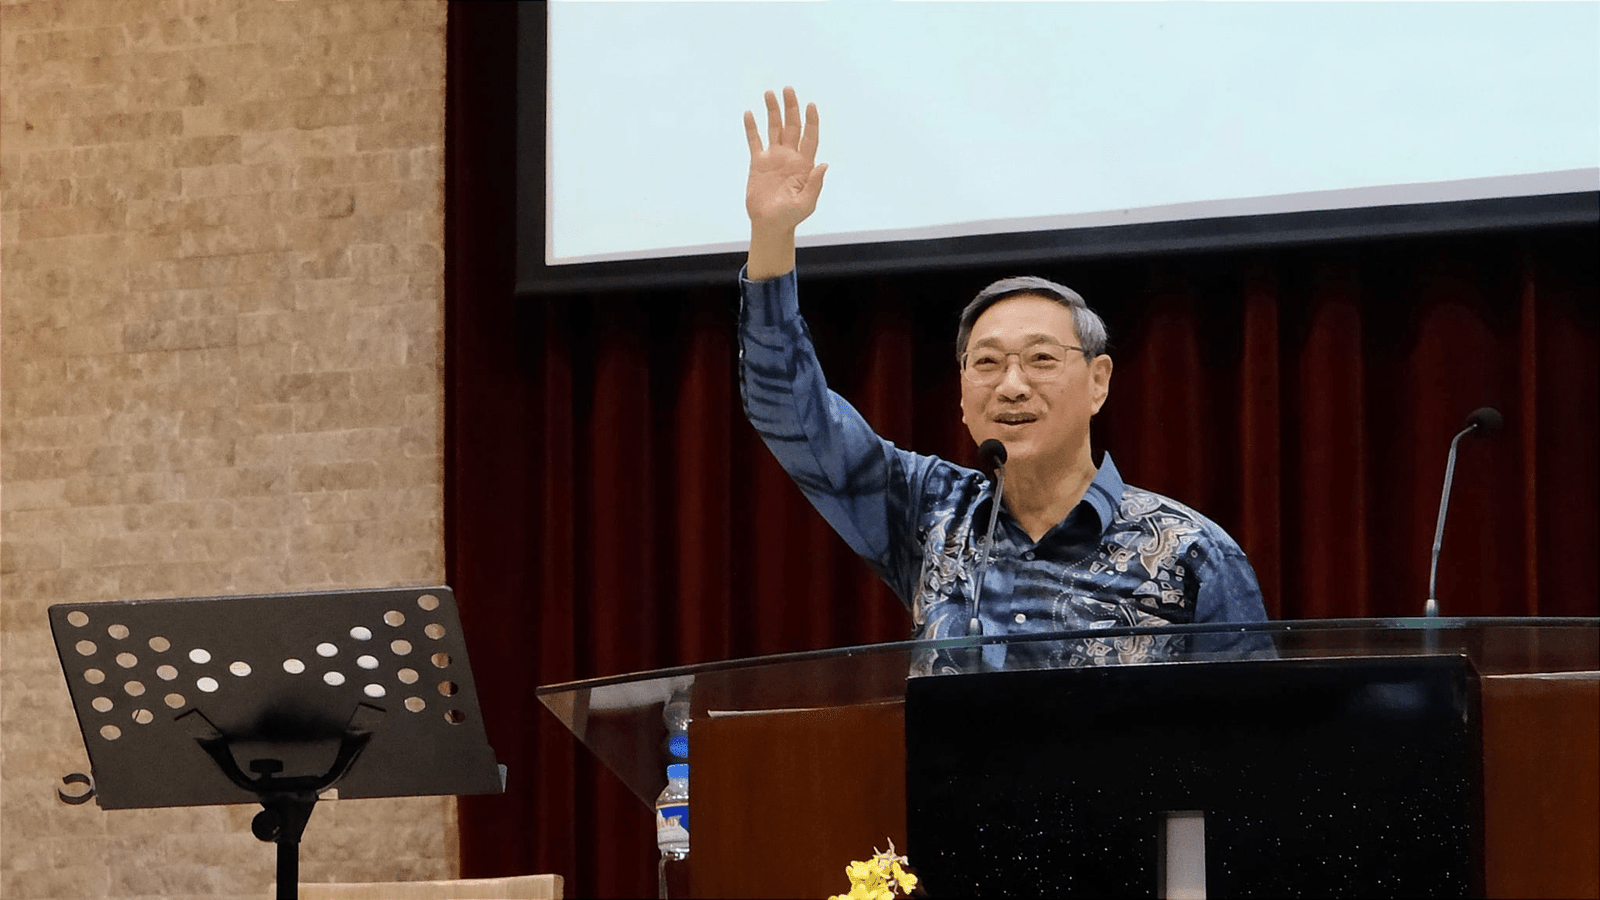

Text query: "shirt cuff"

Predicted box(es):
[738, 266, 800, 330]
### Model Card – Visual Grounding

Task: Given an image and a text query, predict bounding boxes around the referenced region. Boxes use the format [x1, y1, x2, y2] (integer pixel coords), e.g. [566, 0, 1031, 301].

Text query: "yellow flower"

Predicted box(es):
[836, 883, 881, 900]
[890, 861, 918, 894]
[832, 838, 919, 899]
[872, 839, 909, 868]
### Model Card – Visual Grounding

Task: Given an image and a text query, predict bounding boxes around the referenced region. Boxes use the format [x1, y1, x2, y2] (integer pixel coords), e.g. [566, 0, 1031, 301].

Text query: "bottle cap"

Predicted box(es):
[666, 763, 689, 780]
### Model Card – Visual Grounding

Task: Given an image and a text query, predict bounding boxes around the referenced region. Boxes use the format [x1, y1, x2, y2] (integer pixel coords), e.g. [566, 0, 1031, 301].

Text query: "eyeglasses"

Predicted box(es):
[960, 340, 1087, 386]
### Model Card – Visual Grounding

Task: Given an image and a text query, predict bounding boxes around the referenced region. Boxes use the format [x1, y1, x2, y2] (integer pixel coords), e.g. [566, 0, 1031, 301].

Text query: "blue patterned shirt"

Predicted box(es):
[739, 269, 1269, 674]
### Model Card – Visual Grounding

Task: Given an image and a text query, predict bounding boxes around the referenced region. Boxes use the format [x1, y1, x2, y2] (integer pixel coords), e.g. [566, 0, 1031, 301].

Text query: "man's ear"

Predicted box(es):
[1089, 354, 1113, 415]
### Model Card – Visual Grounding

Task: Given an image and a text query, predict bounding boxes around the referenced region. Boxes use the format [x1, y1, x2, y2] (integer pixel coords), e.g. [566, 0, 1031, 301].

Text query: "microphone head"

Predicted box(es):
[1466, 407, 1503, 436]
[978, 439, 1007, 469]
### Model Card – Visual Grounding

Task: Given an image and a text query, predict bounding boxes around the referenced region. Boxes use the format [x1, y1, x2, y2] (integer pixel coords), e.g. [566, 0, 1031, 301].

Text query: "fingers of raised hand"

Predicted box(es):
[781, 86, 803, 149]
[800, 163, 828, 207]
[764, 89, 783, 151]
[744, 109, 762, 156]
[749, 87, 819, 166]
[799, 101, 820, 161]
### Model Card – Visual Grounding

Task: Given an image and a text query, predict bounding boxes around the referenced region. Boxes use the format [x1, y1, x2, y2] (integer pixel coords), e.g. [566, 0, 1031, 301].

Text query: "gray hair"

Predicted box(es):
[955, 276, 1109, 362]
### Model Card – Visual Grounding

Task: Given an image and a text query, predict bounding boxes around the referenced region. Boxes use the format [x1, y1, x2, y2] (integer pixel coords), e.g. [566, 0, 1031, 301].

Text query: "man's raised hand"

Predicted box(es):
[744, 87, 827, 278]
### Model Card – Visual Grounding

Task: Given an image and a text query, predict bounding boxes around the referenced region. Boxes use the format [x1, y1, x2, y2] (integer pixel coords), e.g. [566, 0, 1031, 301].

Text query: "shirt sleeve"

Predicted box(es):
[737, 268, 921, 598]
[1192, 544, 1275, 656]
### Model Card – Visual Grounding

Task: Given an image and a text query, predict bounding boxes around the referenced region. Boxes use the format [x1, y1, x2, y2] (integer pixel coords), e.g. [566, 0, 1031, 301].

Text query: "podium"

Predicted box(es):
[537, 619, 1598, 898]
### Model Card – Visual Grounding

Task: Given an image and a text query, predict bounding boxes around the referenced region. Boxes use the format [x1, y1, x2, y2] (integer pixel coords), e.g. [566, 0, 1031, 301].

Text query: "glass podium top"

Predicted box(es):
[536, 618, 1598, 806]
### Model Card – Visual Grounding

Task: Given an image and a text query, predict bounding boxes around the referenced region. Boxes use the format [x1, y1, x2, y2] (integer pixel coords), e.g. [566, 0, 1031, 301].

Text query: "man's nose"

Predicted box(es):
[995, 358, 1032, 397]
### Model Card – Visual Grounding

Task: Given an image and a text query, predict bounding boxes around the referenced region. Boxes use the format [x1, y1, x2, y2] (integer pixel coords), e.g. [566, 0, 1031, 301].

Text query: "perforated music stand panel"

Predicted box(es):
[49, 586, 503, 810]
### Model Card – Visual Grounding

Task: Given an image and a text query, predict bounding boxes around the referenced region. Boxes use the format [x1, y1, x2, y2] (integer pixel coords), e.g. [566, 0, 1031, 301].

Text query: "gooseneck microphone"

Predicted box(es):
[1425, 407, 1503, 617]
[968, 439, 1007, 637]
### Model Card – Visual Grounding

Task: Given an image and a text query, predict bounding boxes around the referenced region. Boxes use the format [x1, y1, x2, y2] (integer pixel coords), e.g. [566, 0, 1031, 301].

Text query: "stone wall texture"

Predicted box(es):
[0, 1, 456, 897]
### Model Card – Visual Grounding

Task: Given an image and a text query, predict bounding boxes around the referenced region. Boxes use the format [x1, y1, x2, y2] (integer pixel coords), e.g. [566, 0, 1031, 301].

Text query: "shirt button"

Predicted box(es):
[1014, 613, 1027, 624]
[1022, 551, 1036, 561]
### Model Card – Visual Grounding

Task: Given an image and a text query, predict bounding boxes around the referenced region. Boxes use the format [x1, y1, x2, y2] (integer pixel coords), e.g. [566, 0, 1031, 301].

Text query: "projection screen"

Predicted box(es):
[517, 1, 1599, 293]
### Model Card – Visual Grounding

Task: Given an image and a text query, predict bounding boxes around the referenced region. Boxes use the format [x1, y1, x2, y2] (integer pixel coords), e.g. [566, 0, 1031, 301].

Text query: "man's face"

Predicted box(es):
[959, 294, 1113, 468]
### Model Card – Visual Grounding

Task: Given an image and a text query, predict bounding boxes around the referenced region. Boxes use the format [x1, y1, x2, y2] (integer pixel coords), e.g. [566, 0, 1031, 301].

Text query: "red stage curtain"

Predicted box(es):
[446, 7, 1596, 897]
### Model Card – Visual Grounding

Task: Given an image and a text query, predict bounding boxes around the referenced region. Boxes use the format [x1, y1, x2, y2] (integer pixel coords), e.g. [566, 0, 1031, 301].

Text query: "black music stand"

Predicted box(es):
[49, 586, 505, 900]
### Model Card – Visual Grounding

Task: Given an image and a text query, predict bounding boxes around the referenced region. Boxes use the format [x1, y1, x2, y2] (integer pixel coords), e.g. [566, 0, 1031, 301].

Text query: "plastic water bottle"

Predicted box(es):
[664, 689, 690, 762]
[657, 689, 691, 898]
[655, 762, 690, 898]
[654, 763, 690, 860]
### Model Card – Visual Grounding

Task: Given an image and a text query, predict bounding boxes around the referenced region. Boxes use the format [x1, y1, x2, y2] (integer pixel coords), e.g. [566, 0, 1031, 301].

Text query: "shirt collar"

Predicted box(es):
[983, 452, 1126, 542]
[1081, 452, 1126, 536]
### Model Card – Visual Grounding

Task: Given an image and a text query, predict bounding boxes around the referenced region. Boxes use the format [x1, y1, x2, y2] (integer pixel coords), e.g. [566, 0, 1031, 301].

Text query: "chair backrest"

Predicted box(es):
[296, 874, 563, 899]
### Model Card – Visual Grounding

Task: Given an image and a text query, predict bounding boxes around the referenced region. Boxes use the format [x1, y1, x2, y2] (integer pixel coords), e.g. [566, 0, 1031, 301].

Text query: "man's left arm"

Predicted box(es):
[1191, 544, 1274, 657]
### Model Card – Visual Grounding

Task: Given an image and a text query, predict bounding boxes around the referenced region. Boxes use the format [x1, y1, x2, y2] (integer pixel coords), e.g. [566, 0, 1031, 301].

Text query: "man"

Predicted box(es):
[738, 88, 1267, 674]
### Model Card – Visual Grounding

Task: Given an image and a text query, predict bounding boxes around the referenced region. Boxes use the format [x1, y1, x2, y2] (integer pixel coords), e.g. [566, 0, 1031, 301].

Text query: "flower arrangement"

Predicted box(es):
[828, 838, 920, 900]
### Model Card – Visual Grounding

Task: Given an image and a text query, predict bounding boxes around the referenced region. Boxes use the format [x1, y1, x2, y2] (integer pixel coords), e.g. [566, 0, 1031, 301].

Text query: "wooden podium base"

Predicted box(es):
[687, 673, 1597, 899]
[1481, 673, 1600, 899]
[690, 701, 907, 899]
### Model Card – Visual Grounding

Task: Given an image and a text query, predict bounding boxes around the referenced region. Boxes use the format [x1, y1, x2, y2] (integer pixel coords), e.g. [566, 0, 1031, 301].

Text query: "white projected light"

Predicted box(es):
[542, 1, 1598, 268]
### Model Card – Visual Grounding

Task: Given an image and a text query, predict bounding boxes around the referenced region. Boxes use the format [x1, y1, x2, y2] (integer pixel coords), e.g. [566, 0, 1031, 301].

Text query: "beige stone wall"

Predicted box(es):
[0, 1, 455, 897]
